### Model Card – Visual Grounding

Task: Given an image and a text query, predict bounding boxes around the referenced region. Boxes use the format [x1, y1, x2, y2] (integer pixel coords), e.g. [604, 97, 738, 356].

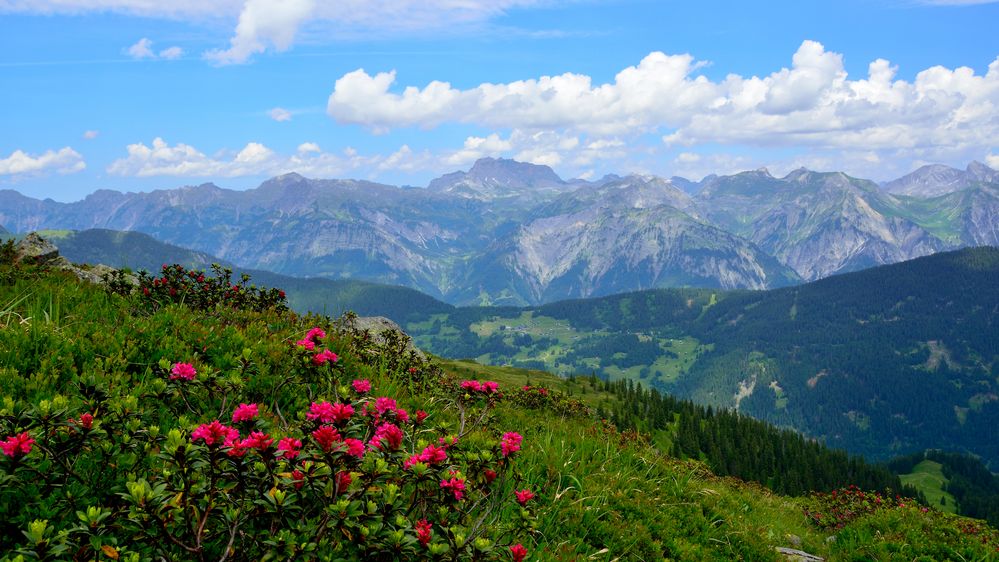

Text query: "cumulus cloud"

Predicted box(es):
[0, 147, 85, 176]
[203, 0, 314, 65]
[327, 40, 999, 172]
[268, 107, 292, 122]
[107, 137, 390, 178]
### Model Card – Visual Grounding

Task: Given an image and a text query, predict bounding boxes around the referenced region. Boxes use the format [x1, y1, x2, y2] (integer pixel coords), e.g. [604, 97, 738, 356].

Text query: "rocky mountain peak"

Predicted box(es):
[883, 164, 970, 197]
[966, 161, 998, 183]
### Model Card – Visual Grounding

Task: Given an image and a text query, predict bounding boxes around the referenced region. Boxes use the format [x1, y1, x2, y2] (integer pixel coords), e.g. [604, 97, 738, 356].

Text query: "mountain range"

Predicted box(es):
[2, 158, 998, 306]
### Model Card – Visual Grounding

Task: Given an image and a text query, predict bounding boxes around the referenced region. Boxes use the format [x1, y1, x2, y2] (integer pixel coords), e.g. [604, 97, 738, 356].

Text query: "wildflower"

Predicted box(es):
[306, 401, 353, 424]
[191, 421, 239, 447]
[170, 362, 197, 381]
[277, 437, 303, 459]
[483, 469, 498, 484]
[231, 403, 259, 423]
[312, 349, 338, 365]
[352, 379, 372, 394]
[311, 425, 341, 452]
[501, 432, 523, 457]
[460, 380, 483, 392]
[510, 543, 528, 562]
[336, 470, 352, 492]
[77, 413, 94, 430]
[415, 519, 432, 546]
[344, 438, 365, 459]
[515, 489, 535, 506]
[242, 431, 274, 451]
[291, 469, 305, 490]
[482, 381, 499, 394]
[370, 422, 403, 450]
[0, 432, 35, 458]
[226, 441, 248, 457]
[440, 477, 466, 501]
[295, 338, 316, 351]
[421, 444, 447, 465]
[305, 327, 326, 342]
[414, 410, 428, 424]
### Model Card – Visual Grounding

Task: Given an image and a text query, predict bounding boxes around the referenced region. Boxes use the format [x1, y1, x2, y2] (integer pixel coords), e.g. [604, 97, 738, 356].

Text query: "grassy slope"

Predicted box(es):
[2, 267, 998, 560]
[901, 460, 959, 514]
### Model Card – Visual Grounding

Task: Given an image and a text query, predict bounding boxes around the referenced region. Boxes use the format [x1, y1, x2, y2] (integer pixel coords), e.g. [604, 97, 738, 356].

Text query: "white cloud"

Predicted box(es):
[987, 153, 999, 168]
[159, 46, 184, 59]
[126, 38, 184, 60]
[297, 142, 321, 153]
[268, 107, 292, 122]
[327, 40, 999, 175]
[1, 1, 553, 65]
[126, 37, 155, 59]
[203, 0, 314, 65]
[0, 147, 85, 176]
[83, 130, 99, 139]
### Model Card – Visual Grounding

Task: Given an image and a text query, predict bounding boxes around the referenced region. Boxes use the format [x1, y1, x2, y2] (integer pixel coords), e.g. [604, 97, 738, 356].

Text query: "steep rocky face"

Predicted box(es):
[698, 169, 951, 280]
[427, 157, 576, 203]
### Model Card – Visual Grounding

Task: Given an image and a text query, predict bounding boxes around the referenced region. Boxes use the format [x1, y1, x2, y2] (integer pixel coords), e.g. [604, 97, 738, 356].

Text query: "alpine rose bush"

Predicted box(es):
[0, 323, 536, 561]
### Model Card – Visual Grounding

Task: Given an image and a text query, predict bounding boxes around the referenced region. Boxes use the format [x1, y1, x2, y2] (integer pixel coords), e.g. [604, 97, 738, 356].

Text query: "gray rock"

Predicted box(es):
[775, 547, 824, 561]
[352, 316, 426, 359]
[787, 534, 802, 547]
[15, 232, 62, 265]
[825, 535, 837, 544]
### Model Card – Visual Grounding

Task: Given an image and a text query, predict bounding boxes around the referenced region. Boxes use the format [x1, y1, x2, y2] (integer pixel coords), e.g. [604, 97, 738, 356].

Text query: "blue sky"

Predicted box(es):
[2, 0, 998, 201]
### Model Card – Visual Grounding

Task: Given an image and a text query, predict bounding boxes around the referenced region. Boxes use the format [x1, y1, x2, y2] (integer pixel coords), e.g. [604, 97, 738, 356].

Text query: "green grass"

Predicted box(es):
[901, 460, 959, 514]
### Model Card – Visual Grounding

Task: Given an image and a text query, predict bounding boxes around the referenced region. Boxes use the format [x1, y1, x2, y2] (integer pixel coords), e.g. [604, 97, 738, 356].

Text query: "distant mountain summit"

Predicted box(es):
[427, 157, 571, 200]
[883, 161, 999, 198]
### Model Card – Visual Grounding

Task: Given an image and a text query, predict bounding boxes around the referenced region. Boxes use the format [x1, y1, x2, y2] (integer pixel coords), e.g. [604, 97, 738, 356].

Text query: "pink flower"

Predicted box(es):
[226, 441, 248, 457]
[414, 410, 428, 424]
[77, 413, 94, 430]
[510, 543, 528, 562]
[460, 380, 483, 392]
[170, 362, 197, 381]
[403, 454, 425, 470]
[370, 422, 404, 451]
[277, 437, 303, 459]
[440, 477, 466, 501]
[305, 327, 326, 342]
[352, 379, 372, 394]
[336, 470, 352, 492]
[311, 425, 341, 452]
[241, 431, 273, 451]
[291, 469, 305, 490]
[306, 401, 354, 424]
[0, 432, 35, 458]
[312, 349, 339, 365]
[482, 381, 499, 394]
[515, 489, 535, 506]
[295, 338, 316, 351]
[501, 432, 523, 457]
[231, 403, 259, 423]
[483, 469, 498, 484]
[421, 444, 448, 464]
[344, 438, 365, 458]
[415, 519, 432, 546]
[191, 421, 239, 447]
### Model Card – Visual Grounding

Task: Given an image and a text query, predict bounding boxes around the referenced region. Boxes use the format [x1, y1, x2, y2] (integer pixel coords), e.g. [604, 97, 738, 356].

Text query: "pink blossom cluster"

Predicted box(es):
[364, 396, 409, 423]
[440, 475, 466, 501]
[232, 403, 259, 423]
[415, 519, 433, 546]
[306, 401, 354, 424]
[460, 380, 499, 394]
[510, 543, 528, 562]
[0, 432, 34, 458]
[515, 488, 535, 506]
[170, 362, 197, 381]
[404, 443, 448, 469]
[522, 385, 549, 396]
[191, 420, 240, 446]
[369, 422, 404, 451]
[352, 379, 371, 394]
[501, 432, 523, 457]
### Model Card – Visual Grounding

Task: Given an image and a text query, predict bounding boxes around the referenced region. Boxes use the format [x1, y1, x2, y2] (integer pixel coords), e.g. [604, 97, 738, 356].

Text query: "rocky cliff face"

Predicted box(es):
[0, 159, 997, 305]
